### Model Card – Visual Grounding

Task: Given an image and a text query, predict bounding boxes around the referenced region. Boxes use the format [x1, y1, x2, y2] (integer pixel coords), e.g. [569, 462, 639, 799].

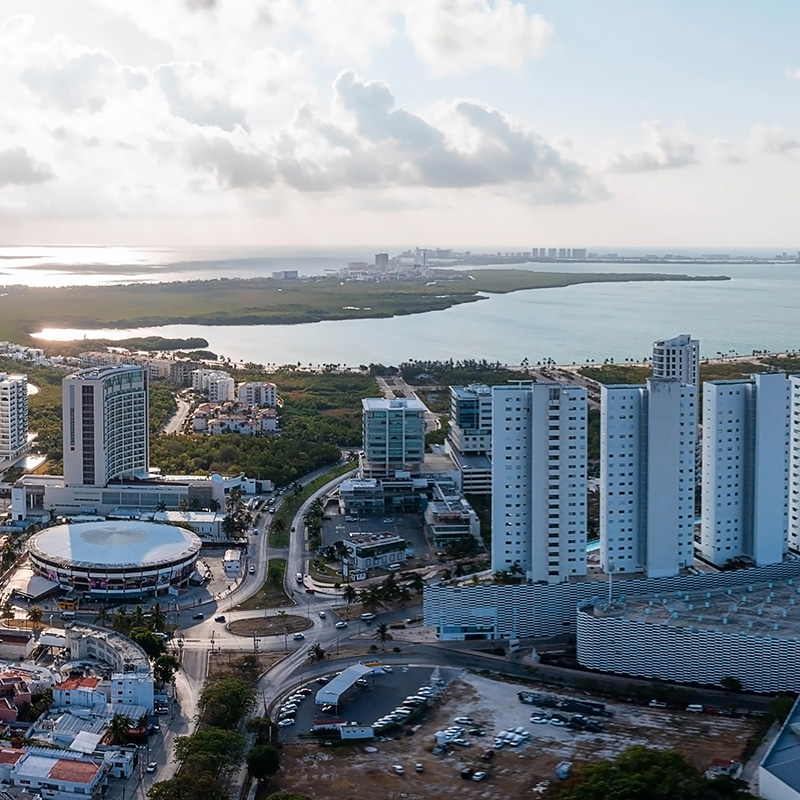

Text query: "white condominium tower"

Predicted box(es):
[491, 382, 587, 584]
[0, 372, 29, 460]
[790, 376, 800, 553]
[699, 374, 789, 567]
[601, 378, 697, 578]
[652, 334, 700, 387]
[62, 365, 149, 488]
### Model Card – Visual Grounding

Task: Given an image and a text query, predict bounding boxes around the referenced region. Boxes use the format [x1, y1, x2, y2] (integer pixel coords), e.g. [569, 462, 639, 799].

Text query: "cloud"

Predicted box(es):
[749, 123, 799, 156]
[707, 138, 744, 165]
[403, 0, 554, 75]
[607, 121, 697, 173]
[156, 63, 249, 131]
[786, 67, 800, 81]
[186, 0, 218, 9]
[0, 147, 55, 186]
[191, 70, 600, 203]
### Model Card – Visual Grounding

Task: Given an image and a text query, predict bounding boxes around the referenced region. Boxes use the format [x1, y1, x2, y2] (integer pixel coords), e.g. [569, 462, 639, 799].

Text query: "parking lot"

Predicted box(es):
[271, 671, 762, 799]
[320, 511, 433, 562]
[275, 666, 460, 739]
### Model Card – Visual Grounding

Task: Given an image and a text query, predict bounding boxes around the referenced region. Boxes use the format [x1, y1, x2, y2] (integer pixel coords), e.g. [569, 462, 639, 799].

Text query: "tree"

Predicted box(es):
[373, 623, 393, 650]
[149, 603, 167, 632]
[27, 605, 43, 629]
[309, 643, 326, 662]
[1, 596, 14, 622]
[113, 606, 131, 635]
[174, 728, 247, 776]
[93, 606, 111, 628]
[129, 626, 167, 659]
[154, 654, 180, 685]
[148, 774, 228, 800]
[406, 572, 425, 595]
[108, 713, 134, 745]
[559, 745, 757, 800]
[130, 605, 147, 629]
[246, 716, 277, 745]
[199, 675, 256, 729]
[246, 744, 280, 780]
[769, 694, 796, 724]
[341, 584, 357, 608]
[720, 676, 743, 694]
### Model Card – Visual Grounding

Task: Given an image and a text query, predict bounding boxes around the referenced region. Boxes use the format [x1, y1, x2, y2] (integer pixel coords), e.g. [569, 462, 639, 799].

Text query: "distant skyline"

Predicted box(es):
[2, 2, 800, 248]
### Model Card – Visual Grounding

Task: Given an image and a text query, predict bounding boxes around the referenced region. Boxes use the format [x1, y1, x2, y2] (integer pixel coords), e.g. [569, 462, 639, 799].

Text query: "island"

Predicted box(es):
[5, 269, 729, 348]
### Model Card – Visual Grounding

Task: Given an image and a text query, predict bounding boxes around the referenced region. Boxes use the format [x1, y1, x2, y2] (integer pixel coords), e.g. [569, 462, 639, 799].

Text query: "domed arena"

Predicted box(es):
[28, 520, 202, 597]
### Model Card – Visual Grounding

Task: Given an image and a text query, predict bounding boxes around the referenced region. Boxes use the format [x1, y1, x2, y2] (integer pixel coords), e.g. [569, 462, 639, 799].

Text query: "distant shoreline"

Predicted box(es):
[15, 269, 730, 352]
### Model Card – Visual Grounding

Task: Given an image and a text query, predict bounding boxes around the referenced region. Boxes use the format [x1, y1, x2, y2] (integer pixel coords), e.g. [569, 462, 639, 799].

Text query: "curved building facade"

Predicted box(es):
[576, 580, 800, 693]
[29, 521, 201, 597]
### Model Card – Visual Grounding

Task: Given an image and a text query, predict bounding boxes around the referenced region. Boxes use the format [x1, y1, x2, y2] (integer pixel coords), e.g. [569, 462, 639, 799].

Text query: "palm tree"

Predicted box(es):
[108, 713, 133, 745]
[155, 501, 167, 513]
[27, 605, 43, 629]
[0, 596, 14, 622]
[93, 607, 112, 628]
[149, 603, 166, 632]
[309, 643, 326, 662]
[341, 584, 357, 609]
[407, 572, 425, 595]
[396, 585, 412, 608]
[373, 623, 393, 650]
[130, 605, 146, 629]
[112, 607, 130, 635]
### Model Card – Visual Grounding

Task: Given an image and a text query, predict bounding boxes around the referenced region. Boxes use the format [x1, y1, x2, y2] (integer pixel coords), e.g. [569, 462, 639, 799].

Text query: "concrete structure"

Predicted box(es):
[342, 533, 407, 572]
[340, 474, 459, 515]
[10, 748, 107, 800]
[491, 382, 587, 583]
[237, 381, 277, 407]
[788, 376, 800, 555]
[423, 559, 800, 640]
[52, 677, 105, 710]
[700, 374, 790, 567]
[760, 695, 800, 800]
[446, 384, 493, 495]
[423, 483, 481, 547]
[576, 577, 800, 693]
[0, 673, 32, 722]
[361, 397, 426, 478]
[153, 510, 222, 539]
[600, 379, 697, 578]
[652, 333, 700, 386]
[191, 369, 235, 402]
[110, 674, 153, 711]
[62, 366, 149, 488]
[0, 373, 28, 460]
[28, 521, 201, 597]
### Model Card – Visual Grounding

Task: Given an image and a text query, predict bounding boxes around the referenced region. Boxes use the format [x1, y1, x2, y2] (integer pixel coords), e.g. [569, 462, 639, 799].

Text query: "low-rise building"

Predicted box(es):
[153, 510, 222, 539]
[10, 748, 107, 800]
[423, 483, 481, 547]
[237, 382, 277, 407]
[52, 677, 105, 711]
[343, 533, 407, 572]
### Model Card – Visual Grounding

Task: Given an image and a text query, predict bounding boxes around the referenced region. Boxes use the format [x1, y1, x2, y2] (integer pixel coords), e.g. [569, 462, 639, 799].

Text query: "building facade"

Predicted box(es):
[62, 366, 149, 488]
[0, 372, 28, 461]
[789, 376, 800, 555]
[700, 374, 790, 567]
[237, 381, 277, 407]
[652, 333, 700, 386]
[600, 379, 697, 578]
[361, 397, 426, 478]
[446, 384, 493, 495]
[491, 383, 587, 583]
[191, 369, 235, 402]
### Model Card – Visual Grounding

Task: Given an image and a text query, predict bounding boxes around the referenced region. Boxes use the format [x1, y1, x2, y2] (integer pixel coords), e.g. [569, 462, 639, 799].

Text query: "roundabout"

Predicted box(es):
[228, 614, 312, 637]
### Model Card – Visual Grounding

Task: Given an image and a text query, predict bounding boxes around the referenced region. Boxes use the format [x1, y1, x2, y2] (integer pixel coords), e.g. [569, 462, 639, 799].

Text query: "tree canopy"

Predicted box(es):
[173, 728, 247, 776]
[559, 746, 757, 800]
[198, 675, 256, 729]
[148, 774, 228, 800]
[246, 744, 281, 780]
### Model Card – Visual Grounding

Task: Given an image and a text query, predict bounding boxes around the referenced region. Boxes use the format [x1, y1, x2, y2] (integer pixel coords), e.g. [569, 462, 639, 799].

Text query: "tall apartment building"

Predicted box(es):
[446, 385, 493, 494]
[191, 369, 235, 402]
[600, 378, 697, 578]
[237, 381, 277, 407]
[361, 397, 426, 478]
[652, 334, 700, 387]
[491, 383, 587, 584]
[701, 374, 789, 567]
[0, 373, 29, 461]
[62, 365, 149, 488]
[790, 376, 800, 553]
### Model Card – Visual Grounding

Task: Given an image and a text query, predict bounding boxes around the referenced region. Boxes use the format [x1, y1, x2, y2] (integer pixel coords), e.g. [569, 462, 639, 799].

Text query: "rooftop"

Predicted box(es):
[761, 696, 800, 793]
[54, 677, 100, 692]
[584, 577, 800, 641]
[67, 365, 143, 382]
[362, 397, 426, 412]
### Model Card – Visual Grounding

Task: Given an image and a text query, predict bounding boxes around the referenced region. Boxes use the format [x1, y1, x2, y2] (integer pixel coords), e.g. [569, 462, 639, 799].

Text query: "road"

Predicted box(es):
[162, 397, 192, 434]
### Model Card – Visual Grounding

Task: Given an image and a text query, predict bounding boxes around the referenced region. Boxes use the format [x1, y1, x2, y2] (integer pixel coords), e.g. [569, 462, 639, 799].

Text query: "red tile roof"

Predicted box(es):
[49, 759, 101, 783]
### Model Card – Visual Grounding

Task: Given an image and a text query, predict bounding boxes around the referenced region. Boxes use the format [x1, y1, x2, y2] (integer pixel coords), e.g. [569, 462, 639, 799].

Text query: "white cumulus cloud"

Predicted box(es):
[749, 123, 799, 156]
[403, 0, 554, 75]
[0, 146, 55, 186]
[606, 121, 697, 173]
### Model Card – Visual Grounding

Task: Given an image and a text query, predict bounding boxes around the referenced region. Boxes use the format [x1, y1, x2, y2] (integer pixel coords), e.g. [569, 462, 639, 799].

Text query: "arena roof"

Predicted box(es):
[29, 521, 202, 570]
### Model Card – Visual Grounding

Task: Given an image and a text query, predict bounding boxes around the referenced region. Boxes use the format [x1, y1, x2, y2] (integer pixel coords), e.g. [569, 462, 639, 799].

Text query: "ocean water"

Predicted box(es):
[12, 245, 800, 366]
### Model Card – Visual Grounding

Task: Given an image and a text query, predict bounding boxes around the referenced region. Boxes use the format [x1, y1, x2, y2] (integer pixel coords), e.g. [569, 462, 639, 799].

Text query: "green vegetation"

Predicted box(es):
[581, 359, 774, 387]
[148, 774, 229, 800]
[269, 463, 355, 547]
[198, 674, 257, 729]
[1, 271, 727, 347]
[234, 559, 290, 611]
[173, 728, 248, 776]
[768, 693, 797, 724]
[399, 358, 527, 386]
[558, 745, 756, 800]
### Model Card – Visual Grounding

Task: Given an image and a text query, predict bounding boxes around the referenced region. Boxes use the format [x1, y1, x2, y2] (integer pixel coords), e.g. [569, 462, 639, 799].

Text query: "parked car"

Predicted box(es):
[415, 763, 424, 773]
[472, 771, 487, 782]
[454, 716, 474, 724]
[360, 612, 376, 621]
[480, 749, 495, 761]
[549, 719, 566, 727]
[392, 765, 404, 775]
[278, 719, 295, 728]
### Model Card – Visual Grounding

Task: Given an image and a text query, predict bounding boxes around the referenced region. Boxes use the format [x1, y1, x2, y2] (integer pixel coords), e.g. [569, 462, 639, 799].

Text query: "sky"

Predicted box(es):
[1, 1, 800, 249]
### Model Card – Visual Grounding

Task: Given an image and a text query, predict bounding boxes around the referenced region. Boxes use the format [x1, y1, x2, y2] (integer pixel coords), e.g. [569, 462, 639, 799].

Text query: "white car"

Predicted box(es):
[549, 719, 566, 727]
[335, 621, 348, 629]
[292, 632, 305, 640]
[278, 719, 295, 727]
[454, 716, 474, 724]
[381, 665, 393, 673]
[472, 771, 487, 782]
[392, 765, 405, 775]
[319, 610, 326, 618]
[530, 716, 547, 724]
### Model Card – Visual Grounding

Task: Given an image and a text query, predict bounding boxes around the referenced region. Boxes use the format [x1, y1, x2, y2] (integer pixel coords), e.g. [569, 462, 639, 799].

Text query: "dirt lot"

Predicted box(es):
[268, 672, 761, 799]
